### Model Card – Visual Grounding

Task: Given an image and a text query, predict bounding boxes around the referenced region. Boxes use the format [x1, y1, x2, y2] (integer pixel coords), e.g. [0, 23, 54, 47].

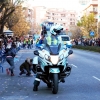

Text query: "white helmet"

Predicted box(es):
[50, 25, 63, 35]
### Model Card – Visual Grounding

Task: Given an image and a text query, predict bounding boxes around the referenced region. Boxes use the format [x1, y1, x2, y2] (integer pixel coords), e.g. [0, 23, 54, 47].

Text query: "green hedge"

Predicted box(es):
[72, 45, 100, 53]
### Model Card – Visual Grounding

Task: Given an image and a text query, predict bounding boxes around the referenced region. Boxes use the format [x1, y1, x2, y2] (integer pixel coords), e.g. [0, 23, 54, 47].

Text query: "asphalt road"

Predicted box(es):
[0, 48, 100, 100]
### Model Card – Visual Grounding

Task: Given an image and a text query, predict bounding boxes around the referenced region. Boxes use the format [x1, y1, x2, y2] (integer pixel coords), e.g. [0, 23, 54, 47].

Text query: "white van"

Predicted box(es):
[58, 35, 72, 48]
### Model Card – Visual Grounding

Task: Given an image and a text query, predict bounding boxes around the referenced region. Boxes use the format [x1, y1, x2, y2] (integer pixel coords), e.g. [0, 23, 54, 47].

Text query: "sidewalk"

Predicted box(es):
[0, 49, 36, 100]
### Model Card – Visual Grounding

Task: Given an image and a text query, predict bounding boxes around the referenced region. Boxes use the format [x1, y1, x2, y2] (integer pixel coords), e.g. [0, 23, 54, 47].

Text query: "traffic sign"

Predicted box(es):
[90, 31, 95, 36]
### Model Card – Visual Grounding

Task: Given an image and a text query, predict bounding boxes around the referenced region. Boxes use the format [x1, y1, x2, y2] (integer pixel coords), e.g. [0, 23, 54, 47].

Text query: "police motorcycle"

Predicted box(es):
[33, 43, 73, 94]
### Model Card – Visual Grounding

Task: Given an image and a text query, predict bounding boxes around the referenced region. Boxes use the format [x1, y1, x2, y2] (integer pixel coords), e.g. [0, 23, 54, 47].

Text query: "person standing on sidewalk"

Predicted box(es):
[5, 42, 17, 76]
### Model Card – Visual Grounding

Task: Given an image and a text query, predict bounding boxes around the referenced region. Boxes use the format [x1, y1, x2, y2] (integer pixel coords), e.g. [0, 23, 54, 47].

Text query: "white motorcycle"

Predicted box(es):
[33, 44, 73, 94]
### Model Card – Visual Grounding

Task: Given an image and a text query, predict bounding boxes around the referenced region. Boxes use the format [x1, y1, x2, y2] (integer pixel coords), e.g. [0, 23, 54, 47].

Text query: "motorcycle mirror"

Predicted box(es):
[39, 45, 44, 50]
[68, 50, 73, 55]
[34, 50, 39, 56]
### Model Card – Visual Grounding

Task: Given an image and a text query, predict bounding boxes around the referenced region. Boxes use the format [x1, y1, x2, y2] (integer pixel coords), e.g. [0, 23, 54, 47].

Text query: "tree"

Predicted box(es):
[69, 25, 82, 39]
[77, 13, 97, 37]
[6, 5, 22, 29]
[11, 19, 30, 36]
[11, 6, 31, 36]
[0, 0, 25, 36]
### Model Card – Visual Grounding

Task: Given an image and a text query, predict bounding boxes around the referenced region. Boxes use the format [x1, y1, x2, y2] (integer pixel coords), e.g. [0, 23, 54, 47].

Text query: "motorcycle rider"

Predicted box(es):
[33, 24, 64, 91]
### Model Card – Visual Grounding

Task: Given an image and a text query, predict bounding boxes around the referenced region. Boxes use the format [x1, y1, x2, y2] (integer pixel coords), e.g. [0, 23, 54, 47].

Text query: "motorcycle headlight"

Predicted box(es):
[50, 55, 59, 65]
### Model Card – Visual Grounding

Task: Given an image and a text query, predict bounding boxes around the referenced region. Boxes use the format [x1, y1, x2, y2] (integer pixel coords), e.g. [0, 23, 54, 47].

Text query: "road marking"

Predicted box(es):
[71, 64, 78, 68]
[93, 76, 100, 81]
[2, 96, 28, 100]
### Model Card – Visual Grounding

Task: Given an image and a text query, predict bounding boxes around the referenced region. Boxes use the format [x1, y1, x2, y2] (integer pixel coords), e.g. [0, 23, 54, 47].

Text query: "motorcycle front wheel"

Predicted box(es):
[52, 73, 58, 94]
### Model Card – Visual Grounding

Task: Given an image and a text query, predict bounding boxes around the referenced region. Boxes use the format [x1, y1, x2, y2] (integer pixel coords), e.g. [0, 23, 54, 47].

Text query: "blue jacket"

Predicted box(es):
[5, 47, 17, 58]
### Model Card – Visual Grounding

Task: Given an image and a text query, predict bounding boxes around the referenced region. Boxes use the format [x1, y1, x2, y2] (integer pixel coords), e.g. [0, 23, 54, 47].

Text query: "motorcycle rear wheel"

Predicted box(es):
[52, 73, 58, 94]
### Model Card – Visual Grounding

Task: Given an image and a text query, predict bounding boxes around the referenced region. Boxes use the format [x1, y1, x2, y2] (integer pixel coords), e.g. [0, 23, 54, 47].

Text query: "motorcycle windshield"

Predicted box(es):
[47, 44, 61, 55]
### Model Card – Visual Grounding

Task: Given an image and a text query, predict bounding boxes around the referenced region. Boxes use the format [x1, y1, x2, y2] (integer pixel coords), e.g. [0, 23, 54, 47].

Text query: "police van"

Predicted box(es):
[58, 35, 72, 48]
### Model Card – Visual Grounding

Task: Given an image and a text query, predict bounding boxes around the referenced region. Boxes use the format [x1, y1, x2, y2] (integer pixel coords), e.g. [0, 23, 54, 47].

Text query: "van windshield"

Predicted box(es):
[61, 37, 69, 41]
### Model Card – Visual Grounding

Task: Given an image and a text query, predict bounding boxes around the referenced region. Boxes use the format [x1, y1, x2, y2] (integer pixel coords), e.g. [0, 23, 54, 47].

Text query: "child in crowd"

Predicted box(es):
[19, 58, 33, 76]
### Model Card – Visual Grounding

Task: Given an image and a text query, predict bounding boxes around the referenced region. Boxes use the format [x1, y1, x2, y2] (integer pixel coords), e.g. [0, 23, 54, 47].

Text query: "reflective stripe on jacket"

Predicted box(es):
[46, 36, 58, 45]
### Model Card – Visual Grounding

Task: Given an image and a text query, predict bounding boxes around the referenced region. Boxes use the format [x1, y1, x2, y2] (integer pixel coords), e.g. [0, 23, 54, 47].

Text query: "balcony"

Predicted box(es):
[90, 10, 98, 14]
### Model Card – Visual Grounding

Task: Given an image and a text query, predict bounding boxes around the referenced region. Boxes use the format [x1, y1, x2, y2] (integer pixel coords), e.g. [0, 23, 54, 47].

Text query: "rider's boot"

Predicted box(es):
[33, 81, 40, 91]
[33, 74, 40, 91]
[33, 85, 38, 91]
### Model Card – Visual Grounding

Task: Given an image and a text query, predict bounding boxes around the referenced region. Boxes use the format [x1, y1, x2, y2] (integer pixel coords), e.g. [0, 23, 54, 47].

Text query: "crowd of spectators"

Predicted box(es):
[0, 35, 34, 73]
[71, 38, 100, 47]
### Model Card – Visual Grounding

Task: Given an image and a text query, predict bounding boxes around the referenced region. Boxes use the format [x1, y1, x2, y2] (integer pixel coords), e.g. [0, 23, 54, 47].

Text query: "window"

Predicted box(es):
[70, 22, 72, 25]
[47, 16, 50, 19]
[61, 14, 65, 17]
[63, 23, 66, 25]
[28, 9, 31, 12]
[70, 14, 75, 17]
[47, 12, 50, 14]
[28, 14, 30, 17]
[93, 7, 97, 12]
[72, 22, 75, 25]
[73, 14, 75, 17]
[52, 17, 54, 20]
[73, 19, 75, 21]
[70, 18, 72, 21]
[52, 13, 55, 15]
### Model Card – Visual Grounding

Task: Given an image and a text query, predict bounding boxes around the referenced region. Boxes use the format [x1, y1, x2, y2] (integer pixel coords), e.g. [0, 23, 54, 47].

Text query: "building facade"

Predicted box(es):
[22, 5, 78, 33]
[80, 0, 100, 37]
[79, 0, 91, 5]
[33, 6, 47, 26]
[98, 0, 100, 22]
[82, 0, 98, 20]
[44, 8, 78, 30]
